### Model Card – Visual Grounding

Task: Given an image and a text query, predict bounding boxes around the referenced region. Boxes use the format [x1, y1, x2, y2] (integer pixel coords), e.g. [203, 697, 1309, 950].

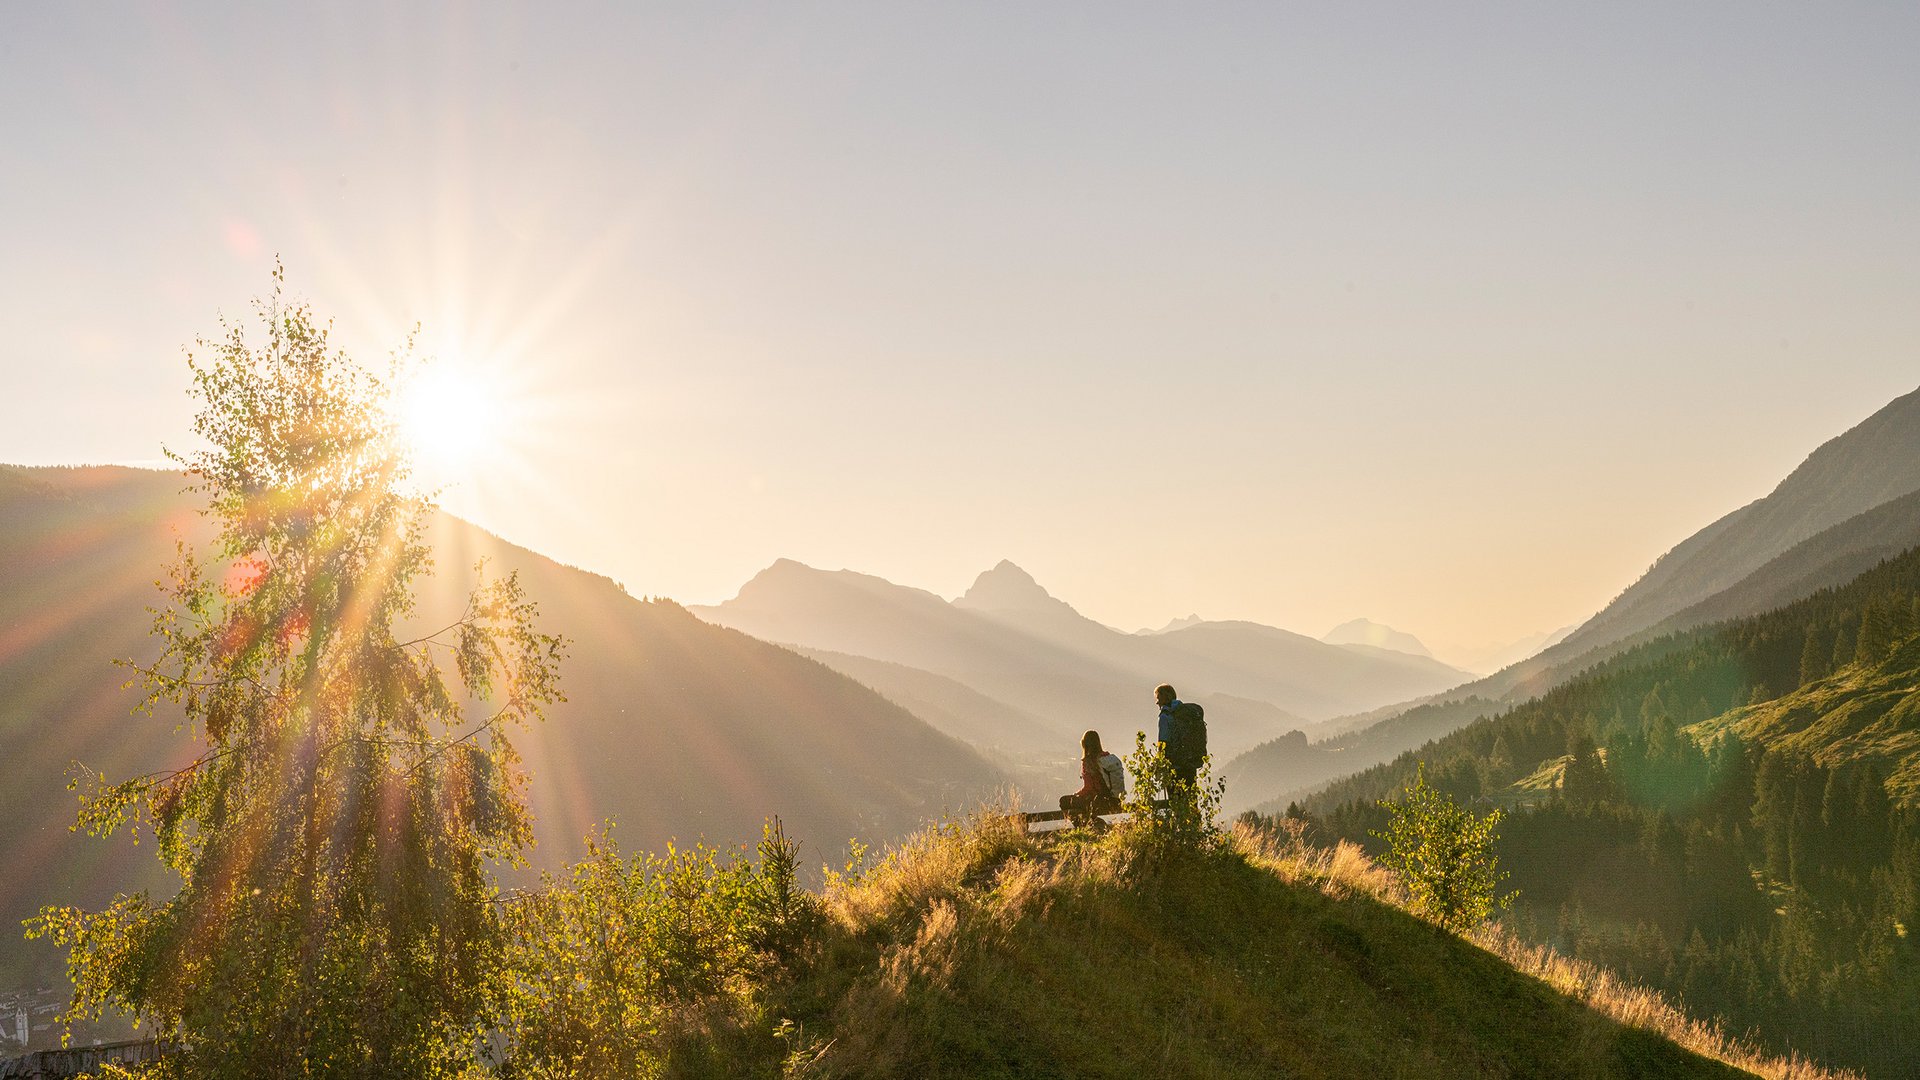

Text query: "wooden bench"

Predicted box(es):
[1020, 799, 1171, 833]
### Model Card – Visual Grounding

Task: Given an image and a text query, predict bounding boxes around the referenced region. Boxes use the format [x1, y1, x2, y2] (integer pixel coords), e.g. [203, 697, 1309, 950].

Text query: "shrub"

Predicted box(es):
[1373, 762, 1511, 933]
[490, 819, 822, 1076]
[1118, 733, 1228, 856]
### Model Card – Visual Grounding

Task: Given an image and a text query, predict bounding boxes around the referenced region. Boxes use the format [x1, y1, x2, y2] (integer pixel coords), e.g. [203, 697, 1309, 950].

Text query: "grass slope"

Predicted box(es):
[1700, 630, 1920, 805]
[659, 814, 1838, 1079]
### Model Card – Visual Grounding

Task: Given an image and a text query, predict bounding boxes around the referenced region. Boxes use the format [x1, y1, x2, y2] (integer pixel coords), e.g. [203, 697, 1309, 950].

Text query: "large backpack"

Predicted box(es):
[1169, 701, 1207, 772]
[1097, 751, 1126, 797]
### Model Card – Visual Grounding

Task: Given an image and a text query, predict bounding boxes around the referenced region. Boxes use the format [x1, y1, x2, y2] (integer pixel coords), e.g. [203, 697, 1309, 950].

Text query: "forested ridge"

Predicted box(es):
[1294, 545, 1920, 1077]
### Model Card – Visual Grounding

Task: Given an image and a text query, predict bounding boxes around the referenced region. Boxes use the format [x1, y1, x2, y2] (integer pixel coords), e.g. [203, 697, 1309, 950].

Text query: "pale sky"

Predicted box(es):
[4, 3, 1917, 658]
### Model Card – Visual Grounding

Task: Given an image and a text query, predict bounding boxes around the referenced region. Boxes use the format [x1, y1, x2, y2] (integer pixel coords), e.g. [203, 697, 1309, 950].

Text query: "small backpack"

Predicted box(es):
[1169, 702, 1207, 771]
[1097, 752, 1126, 797]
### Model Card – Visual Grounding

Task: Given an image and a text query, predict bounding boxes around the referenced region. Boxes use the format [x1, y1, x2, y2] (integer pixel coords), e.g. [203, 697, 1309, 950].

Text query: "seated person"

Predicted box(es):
[1059, 730, 1125, 825]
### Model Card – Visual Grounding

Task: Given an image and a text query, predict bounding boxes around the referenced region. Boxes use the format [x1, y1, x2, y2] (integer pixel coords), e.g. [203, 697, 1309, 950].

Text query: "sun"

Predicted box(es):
[393, 363, 507, 486]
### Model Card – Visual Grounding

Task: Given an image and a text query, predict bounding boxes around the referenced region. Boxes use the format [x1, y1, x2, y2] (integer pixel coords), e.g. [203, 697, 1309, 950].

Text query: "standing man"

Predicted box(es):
[1154, 683, 1199, 788]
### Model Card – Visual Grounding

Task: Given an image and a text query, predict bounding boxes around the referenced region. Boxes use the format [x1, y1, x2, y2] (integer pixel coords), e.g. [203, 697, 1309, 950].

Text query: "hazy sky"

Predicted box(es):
[4, 4, 1916, 657]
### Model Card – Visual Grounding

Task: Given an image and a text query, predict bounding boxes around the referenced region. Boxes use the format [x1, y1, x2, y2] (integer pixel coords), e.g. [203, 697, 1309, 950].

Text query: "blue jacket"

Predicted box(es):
[1157, 699, 1184, 746]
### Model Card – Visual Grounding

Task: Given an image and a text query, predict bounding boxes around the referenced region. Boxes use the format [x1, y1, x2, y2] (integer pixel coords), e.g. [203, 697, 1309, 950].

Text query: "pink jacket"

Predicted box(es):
[1073, 756, 1108, 799]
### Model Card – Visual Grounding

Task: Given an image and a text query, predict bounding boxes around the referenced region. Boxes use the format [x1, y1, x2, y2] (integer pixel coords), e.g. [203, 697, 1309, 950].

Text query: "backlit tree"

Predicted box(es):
[1374, 762, 1510, 934]
[30, 268, 565, 1077]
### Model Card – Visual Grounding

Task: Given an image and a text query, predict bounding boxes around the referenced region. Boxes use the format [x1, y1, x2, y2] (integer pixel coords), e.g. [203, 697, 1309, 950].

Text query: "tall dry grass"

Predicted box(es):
[1476, 927, 1860, 1080]
[1232, 814, 1858, 1080]
[813, 806, 1861, 1080]
[822, 799, 1041, 932]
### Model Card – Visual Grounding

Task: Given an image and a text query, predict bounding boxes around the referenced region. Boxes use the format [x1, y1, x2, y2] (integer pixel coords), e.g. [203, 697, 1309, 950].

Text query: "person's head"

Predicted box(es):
[1082, 730, 1103, 758]
[1155, 683, 1176, 707]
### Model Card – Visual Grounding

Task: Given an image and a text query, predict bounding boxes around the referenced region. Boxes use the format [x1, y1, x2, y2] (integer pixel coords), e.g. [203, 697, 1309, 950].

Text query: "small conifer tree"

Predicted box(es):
[1798, 625, 1831, 686]
[1856, 601, 1893, 666]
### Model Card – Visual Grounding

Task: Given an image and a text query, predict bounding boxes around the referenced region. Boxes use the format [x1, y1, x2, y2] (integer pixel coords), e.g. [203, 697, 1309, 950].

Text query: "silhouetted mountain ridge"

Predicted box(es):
[1557, 384, 1920, 659]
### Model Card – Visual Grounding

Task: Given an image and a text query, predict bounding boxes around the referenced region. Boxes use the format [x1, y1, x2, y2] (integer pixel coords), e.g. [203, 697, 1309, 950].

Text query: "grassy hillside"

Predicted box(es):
[1697, 630, 1920, 804]
[493, 808, 1845, 1079]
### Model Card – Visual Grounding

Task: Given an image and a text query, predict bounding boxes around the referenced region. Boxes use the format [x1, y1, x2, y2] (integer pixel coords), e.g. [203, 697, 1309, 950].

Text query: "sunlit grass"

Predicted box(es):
[633, 806, 1854, 1078]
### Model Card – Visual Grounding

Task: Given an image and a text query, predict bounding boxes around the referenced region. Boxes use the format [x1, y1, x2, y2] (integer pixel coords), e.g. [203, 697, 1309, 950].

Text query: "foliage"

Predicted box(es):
[489, 817, 829, 1078]
[1117, 731, 1227, 856]
[25, 268, 565, 1077]
[1373, 763, 1510, 933]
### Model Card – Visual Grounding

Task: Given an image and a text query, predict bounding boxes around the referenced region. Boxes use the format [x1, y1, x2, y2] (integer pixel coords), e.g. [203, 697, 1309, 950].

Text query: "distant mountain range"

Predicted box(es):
[1222, 382, 1920, 811]
[1136, 613, 1207, 634]
[691, 559, 1475, 771]
[1319, 617, 1578, 675]
[0, 465, 1003, 983]
[1435, 624, 1580, 676]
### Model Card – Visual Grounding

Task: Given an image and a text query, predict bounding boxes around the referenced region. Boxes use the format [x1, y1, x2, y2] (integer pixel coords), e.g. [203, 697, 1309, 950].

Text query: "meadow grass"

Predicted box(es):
[669, 805, 1858, 1079]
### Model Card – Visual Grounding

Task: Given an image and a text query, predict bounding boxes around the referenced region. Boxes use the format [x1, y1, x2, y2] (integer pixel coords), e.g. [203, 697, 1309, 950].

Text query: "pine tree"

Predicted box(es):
[1885, 592, 1914, 648]
[1561, 732, 1612, 804]
[1488, 733, 1516, 784]
[1831, 623, 1857, 672]
[1856, 600, 1893, 666]
[1799, 626, 1831, 686]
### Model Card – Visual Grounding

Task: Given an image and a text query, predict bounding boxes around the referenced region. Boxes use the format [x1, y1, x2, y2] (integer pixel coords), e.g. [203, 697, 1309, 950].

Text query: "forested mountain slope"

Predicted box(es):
[1554, 384, 1920, 659]
[1224, 388, 1920, 814]
[0, 465, 1002, 985]
[1287, 545, 1920, 1078]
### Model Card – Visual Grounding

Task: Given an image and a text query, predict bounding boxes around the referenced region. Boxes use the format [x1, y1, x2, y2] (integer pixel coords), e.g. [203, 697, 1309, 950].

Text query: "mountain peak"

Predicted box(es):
[1138, 613, 1206, 634]
[952, 557, 1090, 618]
[983, 558, 1037, 584]
[1321, 618, 1434, 659]
[954, 560, 1072, 615]
[733, 557, 819, 594]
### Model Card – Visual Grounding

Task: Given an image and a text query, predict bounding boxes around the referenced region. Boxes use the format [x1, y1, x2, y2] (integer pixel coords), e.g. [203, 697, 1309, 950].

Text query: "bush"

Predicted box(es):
[489, 819, 823, 1076]
[1119, 733, 1228, 856]
[1373, 763, 1511, 933]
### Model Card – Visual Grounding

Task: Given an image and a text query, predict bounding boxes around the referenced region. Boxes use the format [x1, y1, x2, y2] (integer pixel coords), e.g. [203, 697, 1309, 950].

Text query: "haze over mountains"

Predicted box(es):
[690, 558, 1474, 770]
[1223, 382, 1920, 811]
[1319, 617, 1577, 676]
[1321, 618, 1435, 659]
[1557, 384, 1920, 659]
[8, 381, 1917, 1052]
